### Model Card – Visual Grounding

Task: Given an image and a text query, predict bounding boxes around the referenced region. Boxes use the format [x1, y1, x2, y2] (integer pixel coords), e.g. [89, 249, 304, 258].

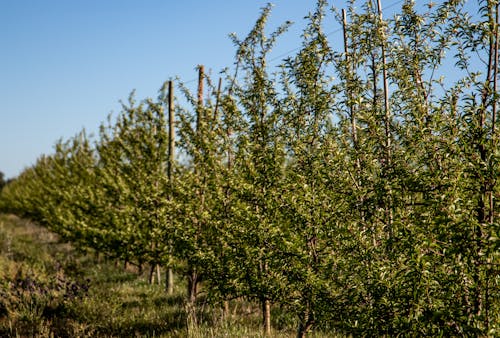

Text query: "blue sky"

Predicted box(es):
[1, 0, 333, 179]
[0, 0, 479, 179]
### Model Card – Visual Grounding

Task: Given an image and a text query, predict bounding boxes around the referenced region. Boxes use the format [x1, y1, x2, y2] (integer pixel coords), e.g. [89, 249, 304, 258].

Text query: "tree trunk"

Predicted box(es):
[156, 264, 161, 285]
[166, 267, 174, 294]
[262, 298, 271, 336]
[296, 302, 315, 338]
[148, 263, 161, 285]
[223, 300, 230, 319]
[188, 269, 198, 303]
[376, 0, 394, 249]
[149, 263, 156, 284]
[186, 268, 199, 328]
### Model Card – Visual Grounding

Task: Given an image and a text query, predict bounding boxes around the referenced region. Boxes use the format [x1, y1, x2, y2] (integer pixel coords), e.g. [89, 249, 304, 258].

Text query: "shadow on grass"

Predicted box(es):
[94, 308, 187, 337]
[153, 294, 185, 307]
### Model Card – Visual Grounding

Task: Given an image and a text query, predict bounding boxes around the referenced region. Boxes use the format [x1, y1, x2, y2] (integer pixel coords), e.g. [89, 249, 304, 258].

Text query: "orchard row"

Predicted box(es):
[1, 1, 498, 336]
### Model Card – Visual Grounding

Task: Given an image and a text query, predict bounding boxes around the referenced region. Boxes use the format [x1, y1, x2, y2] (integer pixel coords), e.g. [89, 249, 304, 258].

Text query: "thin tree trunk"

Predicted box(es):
[487, 3, 499, 328]
[223, 85, 236, 325]
[343, 7, 366, 227]
[223, 300, 230, 319]
[376, 0, 394, 247]
[186, 269, 199, 329]
[483, 1, 499, 329]
[489, 1, 499, 225]
[214, 77, 222, 120]
[296, 302, 315, 338]
[473, 0, 497, 321]
[262, 298, 271, 336]
[166, 267, 174, 295]
[186, 66, 205, 330]
[342, 9, 357, 149]
[197, 65, 204, 128]
[149, 263, 156, 284]
[468, 0, 500, 325]
[377, 0, 391, 156]
[156, 264, 161, 285]
[188, 269, 199, 303]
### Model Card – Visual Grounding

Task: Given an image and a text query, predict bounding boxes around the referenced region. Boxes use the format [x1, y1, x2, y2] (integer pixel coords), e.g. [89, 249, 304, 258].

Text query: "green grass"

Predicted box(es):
[0, 214, 339, 337]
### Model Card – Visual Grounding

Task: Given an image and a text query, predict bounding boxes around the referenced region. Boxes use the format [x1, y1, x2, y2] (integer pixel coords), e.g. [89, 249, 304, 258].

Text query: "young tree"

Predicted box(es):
[223, 5, 292, 335]
[95, 93, 173, 278]
[275, 1, 347, 336]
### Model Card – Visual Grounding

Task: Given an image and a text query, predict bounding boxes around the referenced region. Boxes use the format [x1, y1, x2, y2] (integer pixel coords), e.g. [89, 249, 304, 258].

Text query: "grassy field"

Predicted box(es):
[0, 214, 337, 337]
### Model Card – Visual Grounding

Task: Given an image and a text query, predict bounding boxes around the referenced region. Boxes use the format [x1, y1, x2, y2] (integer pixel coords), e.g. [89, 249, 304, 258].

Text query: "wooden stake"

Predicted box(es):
[167, 80, 175, 294]
[342, 9, 349, 58]
[168, 80, 175, 181]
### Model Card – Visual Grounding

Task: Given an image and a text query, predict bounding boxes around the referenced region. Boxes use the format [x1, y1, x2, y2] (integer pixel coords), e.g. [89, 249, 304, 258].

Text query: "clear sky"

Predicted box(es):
[1, 0, 339, 179]
[0, 0, 478, 179]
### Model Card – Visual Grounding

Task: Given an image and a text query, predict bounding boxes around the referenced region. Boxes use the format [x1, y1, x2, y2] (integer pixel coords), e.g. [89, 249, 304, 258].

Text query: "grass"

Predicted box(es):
[0, 214, 339, 337]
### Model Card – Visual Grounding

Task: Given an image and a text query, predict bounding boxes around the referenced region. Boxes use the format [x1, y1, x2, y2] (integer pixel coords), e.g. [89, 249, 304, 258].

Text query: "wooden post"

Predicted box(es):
[342, 9, 348, 58]
[167, 80, 175, 295]
[168, 80, 175, 180]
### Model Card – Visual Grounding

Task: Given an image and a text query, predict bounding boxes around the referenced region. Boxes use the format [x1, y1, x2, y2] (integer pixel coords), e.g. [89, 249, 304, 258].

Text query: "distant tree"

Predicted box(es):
[0, 171, 5, 191]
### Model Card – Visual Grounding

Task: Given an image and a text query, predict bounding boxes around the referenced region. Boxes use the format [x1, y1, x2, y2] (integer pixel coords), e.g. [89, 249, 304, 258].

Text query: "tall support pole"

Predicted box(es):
[166, 80, 175, 295]
[168, 81, 175, 180]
